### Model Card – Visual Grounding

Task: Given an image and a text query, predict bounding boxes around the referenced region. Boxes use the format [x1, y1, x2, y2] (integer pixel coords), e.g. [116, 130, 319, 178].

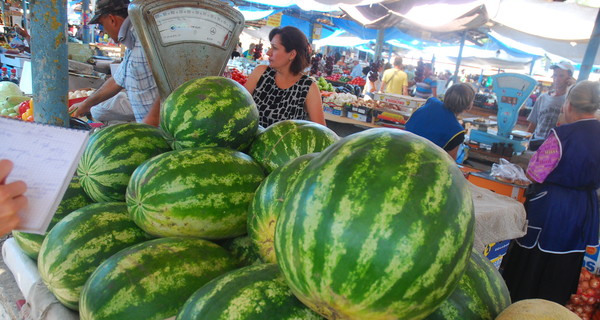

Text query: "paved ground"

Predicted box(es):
[0, 235, 25, 320]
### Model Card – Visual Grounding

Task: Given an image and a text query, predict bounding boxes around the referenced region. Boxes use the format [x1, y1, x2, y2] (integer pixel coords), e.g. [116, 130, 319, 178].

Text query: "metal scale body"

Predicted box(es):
[129, 0, 245, 100]
[469, 73, 538, 153]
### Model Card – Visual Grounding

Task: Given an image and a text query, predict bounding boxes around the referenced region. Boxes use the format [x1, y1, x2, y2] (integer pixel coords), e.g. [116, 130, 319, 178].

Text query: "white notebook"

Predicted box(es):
[0, 117, 90, 234]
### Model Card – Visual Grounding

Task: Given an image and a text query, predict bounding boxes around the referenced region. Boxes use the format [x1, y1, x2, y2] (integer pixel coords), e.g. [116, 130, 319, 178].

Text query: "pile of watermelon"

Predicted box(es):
[12, 76, 512, 319]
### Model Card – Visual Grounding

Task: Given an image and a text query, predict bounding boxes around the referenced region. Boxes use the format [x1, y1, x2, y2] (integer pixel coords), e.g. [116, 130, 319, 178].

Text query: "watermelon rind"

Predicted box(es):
[275, 128, 475, 320]
[160, 76, 259, 151]
[77, 123, 171, 202]
[176, 263, 323, 320]
[248, 119, 339, 173]
[37, 202, 152, 310]
[126, 147, 265, 239]
[12, 175, 94, 260]
[79, 237, 238, 320]
[248, 153, 317, 264]
[219, 235, 263, 267]
[425, 249, 511, 319]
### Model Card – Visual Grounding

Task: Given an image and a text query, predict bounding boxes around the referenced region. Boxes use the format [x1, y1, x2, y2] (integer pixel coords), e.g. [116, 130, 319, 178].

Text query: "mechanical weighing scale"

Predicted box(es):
[129, 0, 245, 100]
[469, 73, 538, 154]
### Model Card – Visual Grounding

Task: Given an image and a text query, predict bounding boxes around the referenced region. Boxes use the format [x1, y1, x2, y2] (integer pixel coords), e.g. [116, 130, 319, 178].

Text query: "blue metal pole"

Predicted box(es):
[21, 0, 28, 29]
[529, 57, 537, 76]
[452, 31, 467, 83]
[81, 0, 92, 43]
[578, 8, 600, 81]
[30, 0, 69, 126]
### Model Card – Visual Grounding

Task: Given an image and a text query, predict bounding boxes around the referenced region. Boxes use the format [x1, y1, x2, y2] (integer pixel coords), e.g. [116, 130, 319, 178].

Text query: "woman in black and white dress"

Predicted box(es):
[244, 26, 325, 128]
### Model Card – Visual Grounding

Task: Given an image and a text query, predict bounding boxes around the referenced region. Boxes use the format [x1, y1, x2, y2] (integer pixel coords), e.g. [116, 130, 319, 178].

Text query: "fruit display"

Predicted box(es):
[275, 129, 475, 319]
[18, 74, 522, 320]
[12, 175, 94, 260]
[425, 250, 510, 319]
[225, 68, 248, 86]
[0, 96, 32, 120]
[322, 92, 358, 106]
[565, 268, 600, 319]
[68, 89, 95, 100]
[37, 202, 152, 310]
[77, 123, 171, 202]
[79, 237, 238, 320]
[176, 264, 322, 320]
[324, 55, 334, 76]
[348, 76, 366, 86]
[126, 147, 265, 239]
[160, 76, 259, 151]
[248, 153, 317, 264]
[248, 119, 339, 173]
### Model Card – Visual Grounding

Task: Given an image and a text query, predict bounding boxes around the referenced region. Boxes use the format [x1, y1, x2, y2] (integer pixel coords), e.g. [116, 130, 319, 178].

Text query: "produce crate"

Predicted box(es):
[323, 103, 345, 117]
[373, 93, 427, 110]
[345, 105, 372, 123]
[373, 108, 409, 128]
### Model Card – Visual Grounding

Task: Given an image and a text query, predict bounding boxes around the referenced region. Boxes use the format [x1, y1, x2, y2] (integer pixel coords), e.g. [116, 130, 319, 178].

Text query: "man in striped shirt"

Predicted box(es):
[69, 0, 160, 125]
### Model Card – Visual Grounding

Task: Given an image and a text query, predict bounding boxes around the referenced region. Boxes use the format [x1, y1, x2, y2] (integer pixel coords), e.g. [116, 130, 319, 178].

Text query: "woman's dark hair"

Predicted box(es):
[269, 26, 312, 75]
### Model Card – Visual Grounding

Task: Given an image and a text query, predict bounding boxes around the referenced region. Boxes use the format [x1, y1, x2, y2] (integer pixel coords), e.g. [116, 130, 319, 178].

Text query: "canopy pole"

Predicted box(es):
[30, 0, 69, 126]
[374, 29, 384, 61]
[452, 31, 467, 83]
[529, 57, 537, 76]
[82, 0, 92, 43]
[22, 0, 28, 29]
[578, 8, 600, 82]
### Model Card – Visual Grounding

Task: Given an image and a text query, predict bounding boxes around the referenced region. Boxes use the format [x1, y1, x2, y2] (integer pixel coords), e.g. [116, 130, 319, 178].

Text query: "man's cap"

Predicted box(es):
[89, 0, 130, 24]
[550, 60, 575, 74]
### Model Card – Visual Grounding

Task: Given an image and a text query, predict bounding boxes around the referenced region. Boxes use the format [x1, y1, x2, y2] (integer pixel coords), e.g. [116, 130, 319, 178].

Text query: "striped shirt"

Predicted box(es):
[113, 20, 158, 122]
[415, 77, 437, 99]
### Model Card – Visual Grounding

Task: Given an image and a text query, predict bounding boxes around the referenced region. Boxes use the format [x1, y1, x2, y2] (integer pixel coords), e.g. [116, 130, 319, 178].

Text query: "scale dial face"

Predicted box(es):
[154, 7, 235, 47]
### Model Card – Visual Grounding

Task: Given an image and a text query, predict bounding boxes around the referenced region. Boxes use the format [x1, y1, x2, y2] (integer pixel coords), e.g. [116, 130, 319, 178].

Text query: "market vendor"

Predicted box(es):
[244, 26, 325, 127]
[501, 80, 600, 305]
[0, 159, 26, 237]
[405, 83, 475, 159]
[69, 0, 161, 125]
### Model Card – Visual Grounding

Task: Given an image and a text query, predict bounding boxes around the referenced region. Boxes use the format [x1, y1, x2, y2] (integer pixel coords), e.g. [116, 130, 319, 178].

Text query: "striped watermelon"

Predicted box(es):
[37, 202, 152, 310]
[219, 235, 263, 267]
[79, 237, 238, 320]
[126, 147, 265, 239]
[426, 250, 511, 319]
[12, 175, 94, 260]
[248, 153, 317, 263]
[160, 76, 259, 151]
[275, 128, 475, 320]
[176, 263, 323, 320]
[77, 123, 171, 202]
[248, 120, 339, 173]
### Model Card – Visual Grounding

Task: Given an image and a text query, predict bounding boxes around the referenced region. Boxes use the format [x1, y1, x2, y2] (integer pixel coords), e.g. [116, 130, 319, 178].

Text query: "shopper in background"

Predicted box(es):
[336, 55, 346, 67]
[380, 56, 408, 96]
[501, 80, 600, 305]
[405, 83, 475, 159]
[527, 61, 574, 140]
[0, 159, 26, 237]
[244, 26, 325, 128]
[69, 0, 161, 125]
[350, 60, 363, 78]
[414, 63, 437, 99]
[363, 60, 384, 99]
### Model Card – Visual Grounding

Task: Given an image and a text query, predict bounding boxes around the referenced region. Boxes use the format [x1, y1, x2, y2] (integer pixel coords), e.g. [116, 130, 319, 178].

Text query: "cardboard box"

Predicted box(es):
[373, 93, 427, 109]
[584, 246, 600, 275]
[345, 105, 373, 123]
[323, 104, 344, 117]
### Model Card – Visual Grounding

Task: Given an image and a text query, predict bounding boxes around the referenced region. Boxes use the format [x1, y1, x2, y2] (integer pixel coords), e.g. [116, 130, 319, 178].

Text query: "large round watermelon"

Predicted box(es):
[77, 123, 171, 202]
[176, 263, 323, 320]
[275, 128, 475, 320]
[248, 120, 339, 173]
[248, 153, 317, 263]
[79, 237, 238, 320]
[426, 250, 511, 319]
[126, 147, 265, 239]
[37, 202, 152, 310]
[160, 76, 259, 151]
[12, 175, 94, 260]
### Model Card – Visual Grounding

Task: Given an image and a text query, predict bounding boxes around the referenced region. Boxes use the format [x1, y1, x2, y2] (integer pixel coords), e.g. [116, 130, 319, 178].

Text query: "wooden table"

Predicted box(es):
[324, 113, 381, 128]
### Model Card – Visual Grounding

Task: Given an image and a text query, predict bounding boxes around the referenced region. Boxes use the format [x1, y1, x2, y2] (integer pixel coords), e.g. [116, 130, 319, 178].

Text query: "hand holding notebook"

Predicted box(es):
[0, 117, 90, 234]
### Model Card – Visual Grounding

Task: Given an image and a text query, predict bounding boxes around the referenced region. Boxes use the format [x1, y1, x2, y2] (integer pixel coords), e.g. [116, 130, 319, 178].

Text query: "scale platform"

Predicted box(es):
[469, 129, 529, 153]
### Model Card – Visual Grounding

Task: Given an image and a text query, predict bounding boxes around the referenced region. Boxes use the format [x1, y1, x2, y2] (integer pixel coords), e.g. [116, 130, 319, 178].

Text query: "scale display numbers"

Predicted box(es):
[154, 7, 235, 47]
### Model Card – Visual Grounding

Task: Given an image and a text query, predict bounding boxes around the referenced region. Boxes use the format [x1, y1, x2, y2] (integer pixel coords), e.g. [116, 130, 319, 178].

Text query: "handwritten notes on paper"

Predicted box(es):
[0, 118, 90, 234]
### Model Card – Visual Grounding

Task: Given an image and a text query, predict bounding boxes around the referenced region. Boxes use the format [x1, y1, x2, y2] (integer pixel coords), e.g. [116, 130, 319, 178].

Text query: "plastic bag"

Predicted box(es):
[490, 158, 531, 186]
